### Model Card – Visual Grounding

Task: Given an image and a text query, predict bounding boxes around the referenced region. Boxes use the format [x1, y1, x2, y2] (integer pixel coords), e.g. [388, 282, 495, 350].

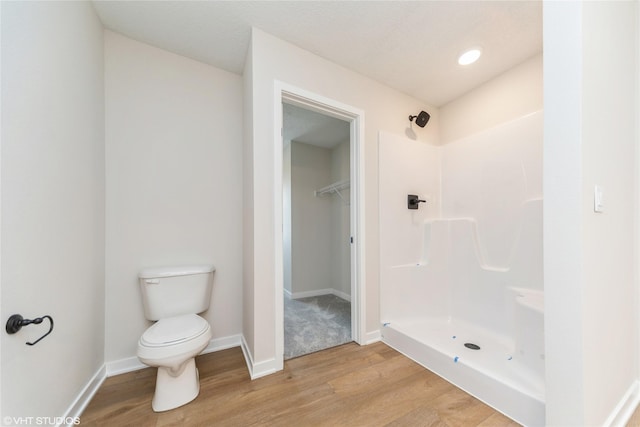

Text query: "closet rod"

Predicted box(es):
[314, 179, 350, 196]
[314, 179, 350, 204]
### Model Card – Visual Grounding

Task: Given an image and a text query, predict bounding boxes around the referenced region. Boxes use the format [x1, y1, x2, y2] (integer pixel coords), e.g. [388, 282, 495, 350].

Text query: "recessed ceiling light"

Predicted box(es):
[458, 48, 482, 66]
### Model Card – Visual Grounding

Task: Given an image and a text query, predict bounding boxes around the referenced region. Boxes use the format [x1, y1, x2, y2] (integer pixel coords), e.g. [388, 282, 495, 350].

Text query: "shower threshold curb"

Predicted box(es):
[381, 324, 545, 427]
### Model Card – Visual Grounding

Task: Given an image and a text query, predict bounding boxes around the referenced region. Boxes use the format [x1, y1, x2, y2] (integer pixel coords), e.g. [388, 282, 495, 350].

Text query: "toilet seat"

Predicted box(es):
[138, 313, 212, 362]
[141, 314, 209, 347]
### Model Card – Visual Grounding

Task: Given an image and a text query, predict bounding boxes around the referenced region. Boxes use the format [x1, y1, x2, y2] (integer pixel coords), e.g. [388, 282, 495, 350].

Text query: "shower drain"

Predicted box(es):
[464, 343, 481, 350]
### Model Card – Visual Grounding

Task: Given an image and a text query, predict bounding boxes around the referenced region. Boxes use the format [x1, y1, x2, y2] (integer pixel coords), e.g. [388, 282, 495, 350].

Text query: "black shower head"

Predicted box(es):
[409, 110, 430, 128]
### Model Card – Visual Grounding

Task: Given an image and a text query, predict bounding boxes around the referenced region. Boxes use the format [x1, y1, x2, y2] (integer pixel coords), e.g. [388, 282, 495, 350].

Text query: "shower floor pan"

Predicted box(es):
[382, 318, 545, 426]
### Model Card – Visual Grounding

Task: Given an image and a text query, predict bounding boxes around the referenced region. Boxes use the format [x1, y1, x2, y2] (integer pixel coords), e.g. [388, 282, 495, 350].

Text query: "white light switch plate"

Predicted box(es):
[594, 185, 604, 213]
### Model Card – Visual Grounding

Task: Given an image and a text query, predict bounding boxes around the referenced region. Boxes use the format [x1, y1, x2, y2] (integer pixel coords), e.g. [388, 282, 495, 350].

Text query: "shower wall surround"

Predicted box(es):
[380, 111, 542, 323]
[379, 111, 543, 426]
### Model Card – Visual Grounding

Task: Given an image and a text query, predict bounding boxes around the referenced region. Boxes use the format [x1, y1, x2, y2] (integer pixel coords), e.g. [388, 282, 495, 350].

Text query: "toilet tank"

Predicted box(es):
[138, 265, 215, 321]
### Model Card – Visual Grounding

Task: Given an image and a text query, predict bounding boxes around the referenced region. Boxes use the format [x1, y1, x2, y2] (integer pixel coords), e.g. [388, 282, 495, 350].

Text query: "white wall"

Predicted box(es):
[440, 53, 543, 143]
[244, 27, 439, 367]
[544, 1, 638, 425]
[290, 142, 333, 295]
[104, 31, 243, 363]
[330, 141, 351, 297]
[288, 140, 351, 298]
[242, 35, 256, 360]
[581, 3, 637, 422]
[1, 0, 105, 418]
[282, 142, 292, 295]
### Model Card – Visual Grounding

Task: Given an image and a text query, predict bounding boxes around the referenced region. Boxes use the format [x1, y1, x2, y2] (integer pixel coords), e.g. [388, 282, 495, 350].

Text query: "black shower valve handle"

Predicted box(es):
[407, 194, 426, 209]
[5, 314, 54, 346]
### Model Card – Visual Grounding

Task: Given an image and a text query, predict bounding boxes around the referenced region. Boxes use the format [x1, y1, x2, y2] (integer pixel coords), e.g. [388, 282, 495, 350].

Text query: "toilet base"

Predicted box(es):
[151, 358, 200, 412]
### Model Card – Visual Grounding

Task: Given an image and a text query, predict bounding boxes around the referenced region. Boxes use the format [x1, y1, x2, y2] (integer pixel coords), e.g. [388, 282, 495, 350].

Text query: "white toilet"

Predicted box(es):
[136, 265, 215, 412]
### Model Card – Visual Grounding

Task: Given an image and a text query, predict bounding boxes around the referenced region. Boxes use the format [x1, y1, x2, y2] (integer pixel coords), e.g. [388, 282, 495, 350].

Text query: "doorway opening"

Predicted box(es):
[282, 103, 351, 359]
[274, 83, 365, 368]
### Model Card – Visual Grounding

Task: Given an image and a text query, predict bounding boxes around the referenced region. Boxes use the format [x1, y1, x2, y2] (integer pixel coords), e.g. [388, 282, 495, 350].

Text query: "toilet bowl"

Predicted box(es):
[135, 265, 215, 412]
[138, 314, 212, 411]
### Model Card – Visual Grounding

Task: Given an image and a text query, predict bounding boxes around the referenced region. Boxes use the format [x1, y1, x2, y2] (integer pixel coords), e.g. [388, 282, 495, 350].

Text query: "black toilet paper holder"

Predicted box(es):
[5, 314, 54, 346]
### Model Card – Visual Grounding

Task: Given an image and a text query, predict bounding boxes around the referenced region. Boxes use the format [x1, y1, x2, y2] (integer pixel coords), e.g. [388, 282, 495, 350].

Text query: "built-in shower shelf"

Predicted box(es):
[315, 179, 350, 204]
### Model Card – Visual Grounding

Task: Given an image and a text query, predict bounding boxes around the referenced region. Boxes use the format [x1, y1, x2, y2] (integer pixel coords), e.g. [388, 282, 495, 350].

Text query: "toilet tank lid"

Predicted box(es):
[139, 265, 215, 279]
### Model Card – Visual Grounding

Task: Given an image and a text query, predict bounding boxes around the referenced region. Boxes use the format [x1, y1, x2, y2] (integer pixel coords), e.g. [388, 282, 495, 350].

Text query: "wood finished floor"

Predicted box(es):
[628, 405, 640, 427]
[81, 342, 521, 426]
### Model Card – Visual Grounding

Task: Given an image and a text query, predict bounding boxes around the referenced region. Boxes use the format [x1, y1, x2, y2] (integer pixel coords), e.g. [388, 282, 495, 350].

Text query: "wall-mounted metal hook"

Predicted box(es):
[6, 314, 54, 346]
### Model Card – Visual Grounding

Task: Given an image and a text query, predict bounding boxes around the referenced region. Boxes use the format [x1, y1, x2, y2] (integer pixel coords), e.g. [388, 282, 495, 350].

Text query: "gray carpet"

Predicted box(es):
[284, 294, 351, 360]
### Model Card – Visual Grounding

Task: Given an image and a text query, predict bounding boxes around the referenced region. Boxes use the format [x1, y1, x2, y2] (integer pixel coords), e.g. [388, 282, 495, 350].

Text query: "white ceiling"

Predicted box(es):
[283, 104, 350, 149]
[92, 0, 543, 108]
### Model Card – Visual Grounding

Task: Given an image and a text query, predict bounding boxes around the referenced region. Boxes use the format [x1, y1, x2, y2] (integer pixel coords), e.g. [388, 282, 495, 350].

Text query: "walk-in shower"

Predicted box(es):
[379, 111, 543, 426]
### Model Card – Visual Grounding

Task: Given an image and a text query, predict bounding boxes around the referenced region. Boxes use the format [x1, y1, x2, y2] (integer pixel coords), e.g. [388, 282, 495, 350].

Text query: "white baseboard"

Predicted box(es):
[332, 289, 351, 302]
[203, 334, 242, 354]
[288, 288, 351, 302]
[240, 335, 278, 380]
[363, 329, 381, 345]
[603, 379, 640, 427]
[105, 334, 243, 377]
[106, 355, 146, 377]
[60, 364, 106, 426]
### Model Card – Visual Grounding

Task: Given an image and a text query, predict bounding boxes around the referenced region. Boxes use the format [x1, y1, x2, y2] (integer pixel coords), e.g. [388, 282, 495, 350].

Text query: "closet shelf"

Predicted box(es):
[315, 179, 350, 203]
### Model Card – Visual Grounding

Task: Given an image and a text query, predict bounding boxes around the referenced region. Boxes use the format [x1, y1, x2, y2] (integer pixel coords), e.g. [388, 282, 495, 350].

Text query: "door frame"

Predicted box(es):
[273, 81, 365, 368]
